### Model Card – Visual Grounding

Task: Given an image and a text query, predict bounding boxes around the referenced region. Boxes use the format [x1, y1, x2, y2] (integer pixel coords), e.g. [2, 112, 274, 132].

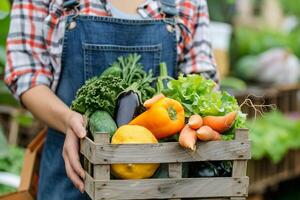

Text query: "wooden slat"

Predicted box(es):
[81, 137, 250, 164]
[91, 177, 249, 200]
[232, 129, 249, 177]
[168, 163, 182, 200]
[93, 133, 110, 180]
[84, 172, 95, 199]
[232, 129, 249, 200]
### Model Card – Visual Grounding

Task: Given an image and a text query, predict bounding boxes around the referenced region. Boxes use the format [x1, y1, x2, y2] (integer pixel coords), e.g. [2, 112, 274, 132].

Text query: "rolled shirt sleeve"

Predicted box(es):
[4, 0, 53, 99]
[178, 0, 219, 83]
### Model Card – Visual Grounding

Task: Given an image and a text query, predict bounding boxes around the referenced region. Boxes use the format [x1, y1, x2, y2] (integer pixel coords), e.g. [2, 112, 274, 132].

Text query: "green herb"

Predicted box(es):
[71, 75, 127, 116]
[103, 54, 156, 102]
[248, 111, 300, 163]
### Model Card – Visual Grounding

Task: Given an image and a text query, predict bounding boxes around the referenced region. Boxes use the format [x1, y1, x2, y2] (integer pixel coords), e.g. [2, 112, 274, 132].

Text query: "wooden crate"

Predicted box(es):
[234, 84, 300, 118]
[80, 129, 250, 200]
[247, 149, 300, 194]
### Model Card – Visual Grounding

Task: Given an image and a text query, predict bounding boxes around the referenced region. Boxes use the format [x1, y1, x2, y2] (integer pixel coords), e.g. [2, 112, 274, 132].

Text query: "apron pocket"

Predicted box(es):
[83, 43, 162, 80]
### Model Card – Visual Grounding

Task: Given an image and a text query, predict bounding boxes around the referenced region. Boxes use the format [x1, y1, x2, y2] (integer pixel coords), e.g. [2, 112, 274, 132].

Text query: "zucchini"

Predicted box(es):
[89, 110, 117, 138]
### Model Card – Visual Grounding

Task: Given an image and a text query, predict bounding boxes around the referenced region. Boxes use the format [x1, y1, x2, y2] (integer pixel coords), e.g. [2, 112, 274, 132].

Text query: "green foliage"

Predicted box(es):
[0, 145, 24, 174]
[105, 54, 156, 102]
[0, 81, 19, 107]
[279, 0, 300, 17]
[207, 0, 236, 23]
[163, 74, 246, 140]
[0, 125, 8, 157]
[0, 184, 15, 195]
[14, 113, 34, 127]
[231, 27, 300, 68]
[0, 0, 10, 20]
[71, 75, 127, 116]
[248, 111, 300, 163]
[71, 54, 156, 116]
[163, 74, 241, 117]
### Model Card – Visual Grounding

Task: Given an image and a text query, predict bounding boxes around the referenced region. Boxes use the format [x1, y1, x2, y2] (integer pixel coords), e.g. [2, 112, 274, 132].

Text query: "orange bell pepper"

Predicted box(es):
[129, 97, 185, 139]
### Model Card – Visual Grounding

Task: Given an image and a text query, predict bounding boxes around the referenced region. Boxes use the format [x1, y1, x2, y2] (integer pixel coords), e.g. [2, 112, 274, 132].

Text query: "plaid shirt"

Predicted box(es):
[5, 0, 218, 99]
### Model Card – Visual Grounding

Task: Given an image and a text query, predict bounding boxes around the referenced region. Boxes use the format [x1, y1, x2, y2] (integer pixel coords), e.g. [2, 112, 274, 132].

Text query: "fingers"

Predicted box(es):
[63, 129, 85, 193]
[67, 140, 85, 180]
[63, 153, 84, 193]
[70, 112, 86, 138]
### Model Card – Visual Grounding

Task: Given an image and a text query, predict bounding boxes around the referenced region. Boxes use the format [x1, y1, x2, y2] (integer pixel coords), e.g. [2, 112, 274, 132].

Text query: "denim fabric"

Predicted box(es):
[37, 14, 177, 200]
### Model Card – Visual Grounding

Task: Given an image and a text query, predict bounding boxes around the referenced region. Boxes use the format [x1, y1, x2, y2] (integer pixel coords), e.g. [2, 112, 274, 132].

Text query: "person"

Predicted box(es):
[4, 0, 218, 199]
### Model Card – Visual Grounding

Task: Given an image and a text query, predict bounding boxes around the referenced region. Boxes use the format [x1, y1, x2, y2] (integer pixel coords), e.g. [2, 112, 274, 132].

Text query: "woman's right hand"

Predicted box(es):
[62, 110, 87, 193]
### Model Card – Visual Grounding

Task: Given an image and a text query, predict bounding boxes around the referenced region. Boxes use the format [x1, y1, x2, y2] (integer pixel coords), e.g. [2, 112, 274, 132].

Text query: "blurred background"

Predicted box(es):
[0, 0, 300, 199]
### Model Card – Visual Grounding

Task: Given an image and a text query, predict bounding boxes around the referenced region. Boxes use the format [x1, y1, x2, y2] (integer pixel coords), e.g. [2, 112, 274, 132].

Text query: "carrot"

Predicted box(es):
[143, 93, 165, 109]
[196, 126, 215, 141]
[202, 111, 237, 133]
[188, 114, 203, 130]
[213, 130, 222, 141]
[179, 125, 197, 151]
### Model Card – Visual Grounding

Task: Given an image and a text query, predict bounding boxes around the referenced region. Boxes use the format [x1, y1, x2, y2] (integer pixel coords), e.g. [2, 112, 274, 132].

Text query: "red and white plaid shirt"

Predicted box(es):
[5, 0, 218, 99]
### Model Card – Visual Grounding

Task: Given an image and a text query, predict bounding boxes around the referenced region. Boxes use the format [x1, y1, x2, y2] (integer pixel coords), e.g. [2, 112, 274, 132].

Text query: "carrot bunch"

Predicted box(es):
[179, 111, 237, 151]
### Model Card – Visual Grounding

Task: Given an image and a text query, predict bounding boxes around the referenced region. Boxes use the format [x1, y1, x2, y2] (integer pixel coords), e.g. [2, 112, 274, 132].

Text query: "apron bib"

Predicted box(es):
[38, 1, 178, 199]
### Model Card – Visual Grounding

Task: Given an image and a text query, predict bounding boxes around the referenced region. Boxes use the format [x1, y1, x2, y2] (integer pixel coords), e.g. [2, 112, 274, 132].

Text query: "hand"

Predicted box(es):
[62, 111, 87, 193]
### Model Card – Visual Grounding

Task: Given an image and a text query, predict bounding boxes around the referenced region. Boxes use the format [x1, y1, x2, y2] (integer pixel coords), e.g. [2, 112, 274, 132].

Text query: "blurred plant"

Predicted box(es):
[0, 0, 10, 20]
[230, 27, 300, 71]
[0, 125, 8, 157]
[207, 0, 236, 23]
[279, 0, 300, 17]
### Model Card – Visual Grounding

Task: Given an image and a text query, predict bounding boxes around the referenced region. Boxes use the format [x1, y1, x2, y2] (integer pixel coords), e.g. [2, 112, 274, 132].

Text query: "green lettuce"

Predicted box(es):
[163, 74, 246, 140]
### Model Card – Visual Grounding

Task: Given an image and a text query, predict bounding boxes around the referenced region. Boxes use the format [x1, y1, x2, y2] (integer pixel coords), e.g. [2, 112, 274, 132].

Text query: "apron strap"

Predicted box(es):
[160, 0, 178, 17]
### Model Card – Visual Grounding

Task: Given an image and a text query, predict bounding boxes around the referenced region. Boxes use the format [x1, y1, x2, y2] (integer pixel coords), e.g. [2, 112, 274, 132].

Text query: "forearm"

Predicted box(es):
[21, 85, 73, 133]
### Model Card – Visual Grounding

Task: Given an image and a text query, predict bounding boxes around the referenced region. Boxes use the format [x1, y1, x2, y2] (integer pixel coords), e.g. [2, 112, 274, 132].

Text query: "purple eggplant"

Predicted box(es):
[115, 90, 145, 127]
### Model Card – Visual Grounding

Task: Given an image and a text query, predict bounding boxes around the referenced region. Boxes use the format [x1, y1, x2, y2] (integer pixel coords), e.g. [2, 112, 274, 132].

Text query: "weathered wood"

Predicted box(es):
[232, 129, 248, 177]
[168, 163, 182, 200]
[81, 138, 250, 164]
[84, 172, 95, 199]
[90, 177, 249, 200]
[168, 163, 182, 179]
[82, 129, 250, 199]
[93, 133, 110, 180]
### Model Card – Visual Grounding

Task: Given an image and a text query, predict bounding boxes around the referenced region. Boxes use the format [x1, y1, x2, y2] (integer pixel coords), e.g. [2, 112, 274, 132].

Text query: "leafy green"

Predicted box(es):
[102, 54, 155, 102]
[71, 75, 127, 116]
[248, 111, 300, 163]
[163, 74, 241, 117]
[0, 145, 24, 174]
[163, 74, 246, 139]
[71, 54, 157, 116]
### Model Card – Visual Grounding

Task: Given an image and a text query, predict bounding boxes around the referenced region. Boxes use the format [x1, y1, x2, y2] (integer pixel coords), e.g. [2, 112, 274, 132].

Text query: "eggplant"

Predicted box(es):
[188, 161, 232, 178]
[115, 90, 145, 127]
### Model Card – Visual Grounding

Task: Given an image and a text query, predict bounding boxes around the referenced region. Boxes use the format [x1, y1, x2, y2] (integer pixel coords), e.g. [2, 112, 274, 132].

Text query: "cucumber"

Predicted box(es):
[89, 110, 117, 138]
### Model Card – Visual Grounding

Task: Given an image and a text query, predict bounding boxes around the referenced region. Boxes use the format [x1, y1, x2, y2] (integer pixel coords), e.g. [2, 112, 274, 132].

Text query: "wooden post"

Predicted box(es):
[168, 163, 182, 200]
[231, 129, 249, 200]
[93, 133, 110, 180]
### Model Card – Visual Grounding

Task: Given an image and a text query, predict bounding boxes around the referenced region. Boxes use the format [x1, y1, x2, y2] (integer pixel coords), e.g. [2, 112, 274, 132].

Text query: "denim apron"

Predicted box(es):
[37, 0, 178, 199]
